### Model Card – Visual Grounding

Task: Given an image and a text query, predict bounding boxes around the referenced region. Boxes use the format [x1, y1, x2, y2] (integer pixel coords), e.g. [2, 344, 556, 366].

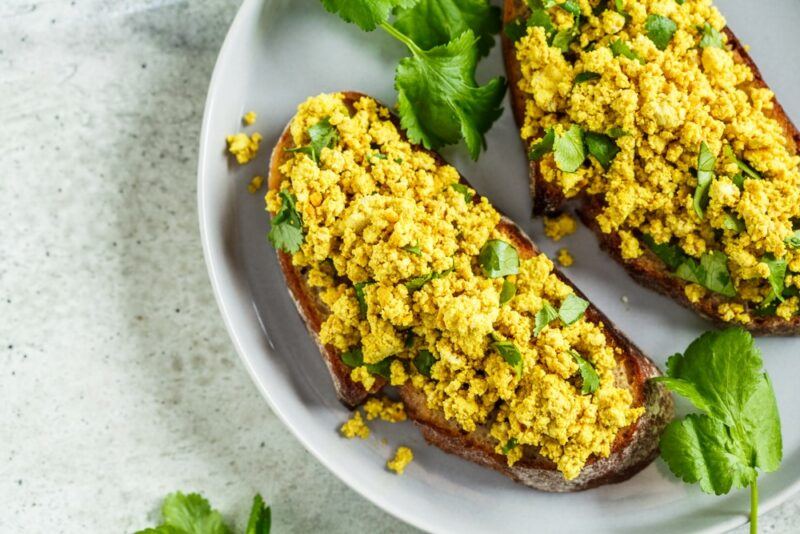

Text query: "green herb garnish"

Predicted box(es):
[403, 244, 422, 256]
[645, 14, 677, 51]
[574, 71, 601, 84]
[606, 126, 629, 139]
[479, 239, 520, 278]
[534, 301, 559, 336]
[699, 22, 724, 49]
[405, 272, 434, 291]
[553, 124, 585, 173]
[451, 182, 475, 202]
[693, 141, 716, 218]
[570, 350, 599, 394]
[268, 191, 304, 254]
[675, 250, 737, 297]
[762, 254, 788, 303]
[642, 234, 688, 270]
[501, 437, 518, 454]
[722, 213, 745, 233]
[503, 16, 528, 42]
[528, 128, 555, 161]
[414, 349, 437, 377]
[284, 116, 339, 165]
[499, 279, 517, 305]
[367, 357, 394, 379]
[585, 131, 620, 170]
[654, 328, 782, 534]
[785, 230, 800, 249]
[404, 330, 416, 348]
[341, 347, 364, 368]
[492, 340, 523, 376]
[610, 39, 644, 63]
[134, 492, 271, 534]
[558, 293, 590, 325]
[354, 281, 374, 318]
[724, 145, 761, 180]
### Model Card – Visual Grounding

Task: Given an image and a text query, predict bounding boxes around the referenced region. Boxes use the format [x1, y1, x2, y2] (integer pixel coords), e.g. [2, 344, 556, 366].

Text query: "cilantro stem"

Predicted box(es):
[750, 477, 758, 534]
[380, 22, 422, 56]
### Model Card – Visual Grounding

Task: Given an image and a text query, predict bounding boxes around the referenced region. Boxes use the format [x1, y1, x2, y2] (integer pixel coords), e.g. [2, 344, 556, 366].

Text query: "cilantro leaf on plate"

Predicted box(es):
[395, 30, 506, 160]
[284, 116, 339, 165]
[610, 39, 644, 63]
[558, 293, 589, 325]
[479, 239, 520, 278]
[699, 22, 724, 49]
[499, 279, 517, 305]
[641, 234, 688, 270]
[492, 340, 523, 376]
[553, 124, 585, 172]
[393, 0, 501, 57]
[134, 492, 231, 534]
[246, 494, 272, 534]
[320, 0, 418, 31]
[645, 14, 677, 50]
[675, 250, 736, 297]
[534, 301, 559, 336]
[528, 128, 555, 161]
[584, 131, 620, 169]
[570, 350, 599, 394]
[785, 230, 800, 249]
[693, 141, 716, 218]
[762, 254, 787, 302]
[268, 191, 304, 254]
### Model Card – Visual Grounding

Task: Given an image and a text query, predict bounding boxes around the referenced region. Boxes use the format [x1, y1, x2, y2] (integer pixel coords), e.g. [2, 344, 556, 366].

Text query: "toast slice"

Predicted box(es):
[267, 91, 673, 491]
[501, 0, 800, 334]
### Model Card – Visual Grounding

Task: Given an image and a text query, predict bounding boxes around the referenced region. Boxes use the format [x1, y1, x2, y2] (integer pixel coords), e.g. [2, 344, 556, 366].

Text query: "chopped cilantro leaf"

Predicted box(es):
[403, 244, 422, 256]
[553, 125, 585, 173]
[500, 279, 517, 305]
[785, 230, 800, 250]
[367, 357, 394, 379]
[504, 16, 528, 42]
[246, 494, 271, 534]
[528, 128, 555, 161]
[558, 293, 589, 325]
[610, 39, 644, 63]
[451, 182, 474, 202]
[642, 234, 688, 270]
[675, 250, 737, 297]
[268, 191, 304, 254]
[320, 0, 418, 31]
[502, 437, 518, 454]
[724, 145, 761, 180]
[413, 349, 437, 377]
[645, 14, 677, 51]
[479, 239, 520, 278]
[762, 254, 787, 303]
[574, 71, 601, 84]
[722, 213, 745, 233]
[354, 281, 374, 318]
[699, 22, 724, 49]
[285, 116, 339, 165]
[534, 301, 559, 336]
[693, 141, 716, 218]
[570, 350, 599, 394]
[585, 131, 620, 169]
[492, 340, 523, 376]
[341, 347, 364, 368]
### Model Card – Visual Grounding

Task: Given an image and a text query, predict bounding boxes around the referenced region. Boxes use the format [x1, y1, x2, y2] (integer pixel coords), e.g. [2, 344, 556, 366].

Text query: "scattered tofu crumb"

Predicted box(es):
[621, 296, 628, 304]
[543, 213, 577, 241]
[363, 397, 407, 423]
[556, 248, 573, 267]
[243, 111, 257, 126]
[350, 366, 376, 391]
[226, 132, 262, 164]
[340, 411, 369, 440]
[248, 175, 264, 194]
[387, 446, 413, 474]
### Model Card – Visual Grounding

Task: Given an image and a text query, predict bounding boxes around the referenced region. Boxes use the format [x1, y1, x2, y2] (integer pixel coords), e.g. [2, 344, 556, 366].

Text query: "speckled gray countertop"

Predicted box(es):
[0, 1, 798, 532]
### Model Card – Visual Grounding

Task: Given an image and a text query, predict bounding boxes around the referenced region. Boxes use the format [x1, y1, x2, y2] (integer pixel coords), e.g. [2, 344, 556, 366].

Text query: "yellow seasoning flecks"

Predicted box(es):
[387, 446, 413, 474]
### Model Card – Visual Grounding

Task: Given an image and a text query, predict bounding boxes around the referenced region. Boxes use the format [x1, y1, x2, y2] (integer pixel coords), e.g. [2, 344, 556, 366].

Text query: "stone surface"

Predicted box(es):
[0, 1, 796, 532]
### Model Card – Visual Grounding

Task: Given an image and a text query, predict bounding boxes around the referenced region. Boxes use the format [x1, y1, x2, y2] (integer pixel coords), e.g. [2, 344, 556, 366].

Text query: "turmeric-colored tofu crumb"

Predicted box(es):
[247, 175, 264, 194]
[340, 411, 370, 440]
[387, 446, 413, 475]
[556, 248, 574, 267]
[516, 0, 800, 318]
[363, 397, 407, 423]
[543, 213, 577, 241]
[242, 111, 257, 126]
[274, 93, 643, 481]
[226, 132, 262, 164]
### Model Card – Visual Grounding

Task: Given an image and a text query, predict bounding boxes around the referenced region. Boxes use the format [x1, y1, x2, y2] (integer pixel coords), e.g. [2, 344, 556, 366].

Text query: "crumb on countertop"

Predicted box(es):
[387, 446, 413, 474]
[248, 175, 264, 194]
[363, 397, 406, 423]
[543, 213, 577, 242]
[557, 248, 573, 267]
[226, 132, 262, 164]
[340, 411, 369, 440]
[243, 111, 257, 126]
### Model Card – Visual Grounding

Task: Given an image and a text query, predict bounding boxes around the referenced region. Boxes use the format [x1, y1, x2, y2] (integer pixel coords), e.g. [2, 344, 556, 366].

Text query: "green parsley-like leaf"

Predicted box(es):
[414, 349, 437, 377]
[268, 191, 304, 254]
[699, 22, 724, 49]
[528, 6, 555, 34]
[367, 357, 394, 379]
[528, 128, 555, 161]
[451, 182, 474, 203]
[395, 30, 506, 160]
[151, 492, 230, 534]
[785, 230, 800, 250]
[722, 213, 745, 233]
[642, 234, 688, 270]
[606, 126, 629, 139]
[492, 340, 523, 376]
[645, 14, 677, 51]
[585, 131, 620, 170]
[534, 301, 559, 336]
[504, 16, 528, 42]
[693, 141, 716, 218]
[403, 244, 422, 256]
[655, 328, 782, 495]
[762, 254, 787, 302]
[502, 437, 518, 454]
[404, 330, 416, 349]
[405, 273, 434, 291]
[320, 0, 418, 31]
[341, 347, 364, 368]
[574, 71, 601, 84]
[610, 39, 644, 63]
[479, 239, 520, 278]
[675, 250, 737, 297]
[553, 125, 585, 172]
[354, 281, 374, 318]
[394, 0, 501, 58]
[499, 279, 517, 306]
[559, 293, 589, 325]
[285, 117, 339, 165]
[724, 145, 761, 180]
[570, 350, 599, 394]
[246, 494, 271, 534]
[551, 20, 580, 52]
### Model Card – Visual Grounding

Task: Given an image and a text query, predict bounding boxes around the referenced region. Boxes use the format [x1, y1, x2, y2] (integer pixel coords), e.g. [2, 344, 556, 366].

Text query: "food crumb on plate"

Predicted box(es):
[242, 111, 257, 126]
[557, 248, 573, 267]
[248, 175, 264, 194]
[226, 132, 262, 164]
[543, 213, 577, 241]
[364, 397, 406, 423]
[387, 446, 413, 474]
[340, 411, 369, 440]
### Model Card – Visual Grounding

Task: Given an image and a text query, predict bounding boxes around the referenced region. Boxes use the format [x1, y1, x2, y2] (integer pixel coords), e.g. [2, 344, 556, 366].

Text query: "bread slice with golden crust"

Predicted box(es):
[501, 0, 800, 334]
[268, 91, 673, 490]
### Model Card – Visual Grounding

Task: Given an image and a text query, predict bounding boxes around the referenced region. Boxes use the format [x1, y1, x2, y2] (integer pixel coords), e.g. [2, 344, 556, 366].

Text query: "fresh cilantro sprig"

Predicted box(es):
[570, 350, 599, 394]
[645, 14, 677, 51]
[693, 141, 716, 218]
[134, 492, 271, 534]
[534, 293, 590, 335]
[320, 0, 505, 159]
[653, 328, 782, 534]
[529, 125, 621, 172]
[268, 191, 304, 254]
[284, 116, 338, 164]
[479, 239, 520, 278]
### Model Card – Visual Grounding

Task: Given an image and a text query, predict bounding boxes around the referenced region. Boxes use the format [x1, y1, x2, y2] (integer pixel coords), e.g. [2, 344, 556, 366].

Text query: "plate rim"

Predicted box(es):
[196, 0, 800, 532]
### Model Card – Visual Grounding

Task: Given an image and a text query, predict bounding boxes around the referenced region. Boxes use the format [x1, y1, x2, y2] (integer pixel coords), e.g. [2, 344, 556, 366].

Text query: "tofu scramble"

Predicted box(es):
[514, 0, 800, 322]
[267, 93, 643, 480]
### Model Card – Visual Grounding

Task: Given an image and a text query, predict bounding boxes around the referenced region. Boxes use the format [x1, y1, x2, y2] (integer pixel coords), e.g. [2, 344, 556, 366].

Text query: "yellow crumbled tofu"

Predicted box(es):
[684, 284, 707, 304]
[556, 248, 573, 267]
[543, 213, 577, 241]
[363, 397, 407, 423]
[340, 411, 369, 439]
[243, 111, 257, 126]
[226, 132, 262, 164]
[274, 93, 644, 480]
[515, 0, 800, 315]
[387, 446, 413, 475]
[248, 175, 264, 194]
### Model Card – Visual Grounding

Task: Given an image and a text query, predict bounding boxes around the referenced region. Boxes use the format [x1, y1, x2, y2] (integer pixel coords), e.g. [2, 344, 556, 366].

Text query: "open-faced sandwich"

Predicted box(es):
[502, 0, 800, 333]
[266, 92, 673, 491]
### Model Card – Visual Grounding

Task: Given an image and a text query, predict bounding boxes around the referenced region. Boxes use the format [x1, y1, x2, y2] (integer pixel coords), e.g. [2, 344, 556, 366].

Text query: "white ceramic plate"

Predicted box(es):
[198, 1, 800, 532]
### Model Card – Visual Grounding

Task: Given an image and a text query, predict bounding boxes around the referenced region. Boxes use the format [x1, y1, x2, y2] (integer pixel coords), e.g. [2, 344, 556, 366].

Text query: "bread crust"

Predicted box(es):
[268, 91, 673, 491]
[501, 0, 800, 334]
